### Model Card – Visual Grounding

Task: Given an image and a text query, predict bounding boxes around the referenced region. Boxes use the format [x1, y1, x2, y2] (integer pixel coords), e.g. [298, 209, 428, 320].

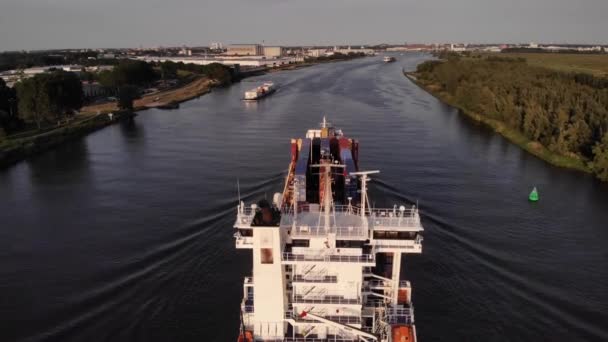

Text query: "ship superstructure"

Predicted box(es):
[234, 118, 424, 342]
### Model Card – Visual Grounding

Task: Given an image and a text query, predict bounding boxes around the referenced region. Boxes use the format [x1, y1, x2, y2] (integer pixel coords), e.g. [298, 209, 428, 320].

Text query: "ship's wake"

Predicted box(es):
[373, 177, 608, 341]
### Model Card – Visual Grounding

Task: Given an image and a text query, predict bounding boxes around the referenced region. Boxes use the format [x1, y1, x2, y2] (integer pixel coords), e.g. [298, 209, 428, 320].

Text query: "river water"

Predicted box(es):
[1, 54, 607, 342]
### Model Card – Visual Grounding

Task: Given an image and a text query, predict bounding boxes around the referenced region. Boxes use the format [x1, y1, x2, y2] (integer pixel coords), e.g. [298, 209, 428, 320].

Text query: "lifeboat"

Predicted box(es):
[237, 330, 253, 342]
[392, 325, 415, 342]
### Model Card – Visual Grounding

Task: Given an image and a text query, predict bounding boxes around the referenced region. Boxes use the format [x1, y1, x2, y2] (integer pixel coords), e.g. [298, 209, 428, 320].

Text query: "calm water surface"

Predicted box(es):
[1, 54, 608, 341]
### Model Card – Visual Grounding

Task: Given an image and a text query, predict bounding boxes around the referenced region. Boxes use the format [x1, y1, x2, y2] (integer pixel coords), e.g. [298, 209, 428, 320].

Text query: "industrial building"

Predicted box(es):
[226, 44, 264, 56]
[263, 46, 284, 58]
[135, 56, 297, 68]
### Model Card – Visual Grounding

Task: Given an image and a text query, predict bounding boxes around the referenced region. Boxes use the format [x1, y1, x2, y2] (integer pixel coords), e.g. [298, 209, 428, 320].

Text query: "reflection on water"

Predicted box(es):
[0, 54, 607, 342]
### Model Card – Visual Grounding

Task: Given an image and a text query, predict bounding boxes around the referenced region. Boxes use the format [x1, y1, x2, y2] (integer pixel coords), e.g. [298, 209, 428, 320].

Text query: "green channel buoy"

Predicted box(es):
[529, 187, 539, 202]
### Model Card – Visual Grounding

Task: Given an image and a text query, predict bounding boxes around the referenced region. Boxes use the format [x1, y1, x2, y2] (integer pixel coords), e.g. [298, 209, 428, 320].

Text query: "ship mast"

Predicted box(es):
[350, 171, 379, 222]
[310, 163, 344, 231]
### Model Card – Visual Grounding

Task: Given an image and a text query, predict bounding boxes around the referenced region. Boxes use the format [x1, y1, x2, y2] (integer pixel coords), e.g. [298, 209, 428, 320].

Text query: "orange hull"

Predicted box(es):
[392, 325, 414, 342]
[237, 331, 253, 342]
[398, 288, 409, 304]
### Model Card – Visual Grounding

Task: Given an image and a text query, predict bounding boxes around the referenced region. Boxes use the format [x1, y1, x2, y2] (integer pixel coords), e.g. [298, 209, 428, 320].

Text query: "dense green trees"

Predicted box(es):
[117, 85, 139, 111]
[15, 71, 84, 129]
[163, 62, 233, 85]
[592, 134, 608, 181]
[0, 51, 119, 73]
[0, 79, 19, 135]
[98, 60, 158, 91]
[160, 61, 179, 80]
[416, 57, 608, 181]
[1, 59, 234, 137]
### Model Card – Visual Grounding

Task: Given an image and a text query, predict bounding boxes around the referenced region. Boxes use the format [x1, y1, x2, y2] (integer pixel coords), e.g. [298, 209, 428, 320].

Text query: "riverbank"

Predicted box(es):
[404, 71, 592, 174]
[81, 76, 216, 114]
[0, 111, 135, 168]
[0, 75, 216, 168]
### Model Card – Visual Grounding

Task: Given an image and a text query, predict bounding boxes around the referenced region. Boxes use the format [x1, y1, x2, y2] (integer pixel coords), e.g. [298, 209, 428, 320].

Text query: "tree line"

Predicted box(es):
[0, 51, 120, 73]
[0, 60, 234, 137]
[306, 52, 366, 63]
[415, 56, 608, 181]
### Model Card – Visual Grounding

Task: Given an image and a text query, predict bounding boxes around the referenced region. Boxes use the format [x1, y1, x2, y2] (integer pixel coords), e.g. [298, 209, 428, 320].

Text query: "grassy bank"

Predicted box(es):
[500, 53, 608, 77]
[0, 111, 134, 168]
[81, 76, 215, 114]
[406, 72, 591, 173]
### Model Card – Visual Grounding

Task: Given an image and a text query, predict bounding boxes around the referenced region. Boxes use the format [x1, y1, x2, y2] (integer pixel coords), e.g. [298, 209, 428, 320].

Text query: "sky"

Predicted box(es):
[1, 0, 607, 51]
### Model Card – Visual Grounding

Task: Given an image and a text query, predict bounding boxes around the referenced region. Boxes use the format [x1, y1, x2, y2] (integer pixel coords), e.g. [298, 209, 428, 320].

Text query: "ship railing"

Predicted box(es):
[281, 204, 421, 230]
[333, 226, 368, 237]
[386, 308, 413, 316]
[363, 299, 389, 308]
[385, 314, 413, 325]
[293, 275, 338, 283]
[282, 252, 375, 264]
[285, 312, 362, 325]
[399, 280, 411, 288]
[282, 204, 418, 218]
[292, 295, 361, 305]
[372, 238, 422, 249]
[283, 338, 357, 342]
[287, 225, 368, 238]
[234, 233, 254, 246]
[241, 305, 254, 313]
[235, 209, 256, 227]
[364, 279, 391, 288]
[370, 215, 421, 230]
[323, 315, 362, 324]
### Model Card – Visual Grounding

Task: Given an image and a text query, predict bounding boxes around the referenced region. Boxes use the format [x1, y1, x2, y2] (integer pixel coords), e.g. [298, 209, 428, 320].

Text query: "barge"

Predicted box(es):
[244, 82, 276, 101]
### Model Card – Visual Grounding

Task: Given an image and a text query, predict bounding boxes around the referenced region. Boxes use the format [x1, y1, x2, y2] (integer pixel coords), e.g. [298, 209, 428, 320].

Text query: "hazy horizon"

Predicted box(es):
[1, 0, 607, 51]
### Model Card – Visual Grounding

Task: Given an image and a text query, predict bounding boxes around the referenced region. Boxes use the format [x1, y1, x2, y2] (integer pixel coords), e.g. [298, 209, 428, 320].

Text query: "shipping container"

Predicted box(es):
[318, 160, 331, 206]
[338, 137, 351, 150]
[330, 137, 340, 161]
[311, 138, 321, 164]
[340, 148, 359, 203]
[294, 138, 311, 202]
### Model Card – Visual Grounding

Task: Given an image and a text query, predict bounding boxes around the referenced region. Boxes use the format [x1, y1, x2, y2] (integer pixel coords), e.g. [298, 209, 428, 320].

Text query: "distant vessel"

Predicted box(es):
[383, 56, 396, 63]
[244, 82, 276, 101]
[234, 117, 424, 342]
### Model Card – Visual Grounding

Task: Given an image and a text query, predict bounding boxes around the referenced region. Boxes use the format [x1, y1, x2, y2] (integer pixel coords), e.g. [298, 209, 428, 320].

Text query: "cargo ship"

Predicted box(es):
[383, 56, 396, 63]
[244, 82, 276, 101]
[234, 117, 424, 342]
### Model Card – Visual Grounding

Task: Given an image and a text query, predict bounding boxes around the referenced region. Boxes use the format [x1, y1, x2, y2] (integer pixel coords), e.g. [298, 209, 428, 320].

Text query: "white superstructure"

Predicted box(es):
[234, 120, 423, 342]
